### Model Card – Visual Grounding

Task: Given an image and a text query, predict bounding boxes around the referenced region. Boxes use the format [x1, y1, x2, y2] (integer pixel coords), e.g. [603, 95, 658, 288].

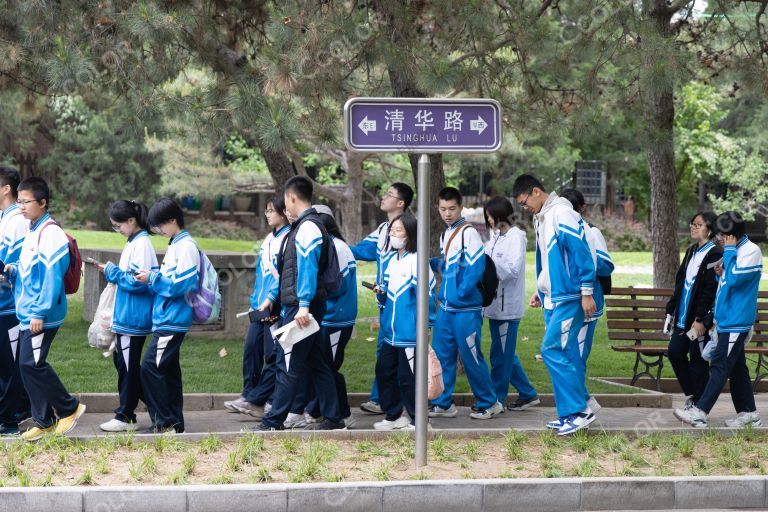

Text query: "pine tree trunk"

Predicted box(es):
[640, 0, 679, 288]
[260, 144, 296, 193]
[199, 198, 216, 220]
[339, 153, 365, 243]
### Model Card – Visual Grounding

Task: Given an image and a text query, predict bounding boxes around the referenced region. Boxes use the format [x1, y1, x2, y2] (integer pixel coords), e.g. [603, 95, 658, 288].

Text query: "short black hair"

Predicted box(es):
[715, 211, 746, 239]
[484, 196, 515, 230]
[391, 182, 414, 210]
[390, 212, 418, 253]
[560, 188, 586, 212]
[267, 194, 289, 224]
[511, 174, 546, 198]
[0, 167, 21, 198]
[109, 200, 151, 232]
[148, 197, 185, 229]
[690, 211, 718, 240]
[438, 186, 462, 205]
[285, 175, 313, 203]
[18, 176, 51, 208]
[318, 213, 345, 242]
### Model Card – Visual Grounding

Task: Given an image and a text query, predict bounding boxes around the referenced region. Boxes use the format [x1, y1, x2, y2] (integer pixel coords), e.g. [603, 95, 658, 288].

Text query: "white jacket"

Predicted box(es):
[483, 226, 526, 320]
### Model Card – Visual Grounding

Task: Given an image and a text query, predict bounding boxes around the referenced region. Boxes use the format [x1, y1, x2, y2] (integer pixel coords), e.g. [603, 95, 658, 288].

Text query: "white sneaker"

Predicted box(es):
[304, 412, 322, 424]
[343, 416, 357, 429]
[470, 401, 504, 420]
[374, 416, 412, 431]
[283, 413, 307, 429]
[725, 411, 762, 428]
[683, 395, 694, 410]
[557, 409, 596, 436]
[360, 401, 383, 414]
[99, 419, 137, 432]
[586, 396, 602, 414]
[428, 404, 458, 418]
[674, 406, 708, 428]
[223, 396, 247, 412]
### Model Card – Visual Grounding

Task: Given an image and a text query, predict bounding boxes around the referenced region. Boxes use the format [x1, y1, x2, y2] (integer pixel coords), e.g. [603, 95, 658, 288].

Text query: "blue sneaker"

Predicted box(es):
[557, 410, 596, 436]
[0, 423, 20, 437]
[546, 417, 566, 429]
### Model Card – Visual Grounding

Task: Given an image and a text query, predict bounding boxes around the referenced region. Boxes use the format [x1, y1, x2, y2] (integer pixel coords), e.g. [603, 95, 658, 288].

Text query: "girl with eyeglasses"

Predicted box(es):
[93, 200, 158, 432]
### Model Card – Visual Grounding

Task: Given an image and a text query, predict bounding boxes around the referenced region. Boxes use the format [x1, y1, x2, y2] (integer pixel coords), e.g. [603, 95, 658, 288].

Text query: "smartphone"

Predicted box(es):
[86, 256, 104, 266]
[362, 281, 375, 290]
[686, 328, 699, 341]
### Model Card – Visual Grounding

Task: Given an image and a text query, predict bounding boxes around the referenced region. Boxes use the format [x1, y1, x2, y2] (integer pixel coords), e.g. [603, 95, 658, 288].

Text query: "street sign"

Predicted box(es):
[344, 97, 502, 153]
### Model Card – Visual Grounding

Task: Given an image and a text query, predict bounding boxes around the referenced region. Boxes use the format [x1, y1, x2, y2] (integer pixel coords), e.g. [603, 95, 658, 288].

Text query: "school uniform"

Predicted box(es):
[142, 230, 199, 432]
[573, 224, 615, 401]
[103, 230, 158, 424]
[11, 212, 79, 429]
[261, 208, 342, 429]
[376, 251, 435, 423]
[695, 236, 762, 414]
[665, 240, 721, 402]
[483, 226, 537, 404]
[534, 193, 596, 420]
[431, 218, 497, 412]
[351, 221, 395, 404]
[298, 236, 358, 419]
[241, 224, 289, 404]
[0, 203, 30, 428]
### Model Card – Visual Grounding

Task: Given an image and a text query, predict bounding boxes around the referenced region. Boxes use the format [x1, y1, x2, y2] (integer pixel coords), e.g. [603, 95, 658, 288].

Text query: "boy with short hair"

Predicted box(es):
[429, 187, 502, 420]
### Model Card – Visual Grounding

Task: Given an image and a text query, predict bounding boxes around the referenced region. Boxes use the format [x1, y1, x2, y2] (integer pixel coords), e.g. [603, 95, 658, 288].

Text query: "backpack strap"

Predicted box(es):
[36, 220, 59, 247]
[444, 224, 470, 259]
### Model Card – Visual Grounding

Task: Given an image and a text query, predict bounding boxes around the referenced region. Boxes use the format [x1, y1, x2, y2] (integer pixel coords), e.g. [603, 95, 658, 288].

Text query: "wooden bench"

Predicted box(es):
[607, 287, 768, 392]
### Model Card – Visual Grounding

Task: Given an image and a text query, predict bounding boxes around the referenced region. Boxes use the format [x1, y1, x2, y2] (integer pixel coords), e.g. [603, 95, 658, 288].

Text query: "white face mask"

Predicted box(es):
[390, 236, 406, 250]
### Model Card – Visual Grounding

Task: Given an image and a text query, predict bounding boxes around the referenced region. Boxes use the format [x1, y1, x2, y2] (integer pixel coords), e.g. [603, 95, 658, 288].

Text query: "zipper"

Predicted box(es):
[501, 288, 505, 311]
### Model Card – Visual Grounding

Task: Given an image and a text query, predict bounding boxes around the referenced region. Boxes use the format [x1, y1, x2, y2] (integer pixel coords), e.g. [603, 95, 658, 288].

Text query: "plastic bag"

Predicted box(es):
[427, 345, 444, 400]
[88, 283, 116, 349]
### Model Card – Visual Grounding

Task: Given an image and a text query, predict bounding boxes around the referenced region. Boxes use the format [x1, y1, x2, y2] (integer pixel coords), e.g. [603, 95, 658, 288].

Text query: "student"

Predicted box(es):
[560, 188, 615, 414]
[255, 176, 344, 431]
[135, 198, 199, 433]
[663, 212, 721, 409]
[482, 196, 539, 411]
[675, 212, 763, 428]
[351, 183, 413, 414]
[225, 196, 289, 416]
[284, 205, 358, 429]
[374, 213, 435, 430]
[4, 177, 85, 442]
[429, 187, 502, 420]
[0, 167, 31, 436]
[512, 175, 596, 436]
[95, 200, 159, 432]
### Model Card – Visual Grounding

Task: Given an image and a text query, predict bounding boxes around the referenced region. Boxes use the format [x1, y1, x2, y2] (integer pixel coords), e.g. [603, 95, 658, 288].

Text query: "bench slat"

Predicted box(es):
[610, 344, 668, 353]
[611, 287, 673, 296]
[607, 320, 666, 330]
[608, 332, 672, 341]
[605, 298, 668, 308]
[606, 310, 665, 319]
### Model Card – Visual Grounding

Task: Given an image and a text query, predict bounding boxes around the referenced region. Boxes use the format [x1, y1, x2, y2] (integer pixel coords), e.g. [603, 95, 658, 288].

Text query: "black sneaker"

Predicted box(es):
[0, 423, 20, 437]
[304, 419, 347, 431]
[507, 397, 541, 411]
[253, 422, 284, 432]
[143, 424, 184, 434]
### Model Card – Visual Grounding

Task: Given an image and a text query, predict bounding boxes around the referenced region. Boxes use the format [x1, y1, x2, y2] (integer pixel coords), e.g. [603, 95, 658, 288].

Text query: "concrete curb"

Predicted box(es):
[1, 477, 765, 511]
[73, 391, 672, 413]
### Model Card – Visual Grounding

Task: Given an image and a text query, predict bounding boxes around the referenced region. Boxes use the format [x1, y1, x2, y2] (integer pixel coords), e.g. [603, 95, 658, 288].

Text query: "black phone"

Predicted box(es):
[362, 281, 375, 290]
[248, 309, 271, 323]
[0, 259, 4, 274]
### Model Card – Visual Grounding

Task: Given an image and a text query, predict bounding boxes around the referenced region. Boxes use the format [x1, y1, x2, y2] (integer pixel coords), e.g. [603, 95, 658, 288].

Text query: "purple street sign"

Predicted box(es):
[344, 97, 502, 153]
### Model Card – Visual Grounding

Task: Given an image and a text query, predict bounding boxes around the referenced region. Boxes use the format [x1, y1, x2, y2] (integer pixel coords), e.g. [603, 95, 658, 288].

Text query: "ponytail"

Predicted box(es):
[109, 200, 151, 232]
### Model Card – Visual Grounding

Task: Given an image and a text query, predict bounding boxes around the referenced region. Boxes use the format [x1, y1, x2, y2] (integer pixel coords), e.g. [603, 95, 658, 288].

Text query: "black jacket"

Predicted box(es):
[665, 242, 723, 331]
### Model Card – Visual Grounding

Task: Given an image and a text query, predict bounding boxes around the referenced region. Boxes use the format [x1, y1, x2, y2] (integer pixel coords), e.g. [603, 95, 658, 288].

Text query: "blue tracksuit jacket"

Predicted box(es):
[0, 203, 27, 316]
[250, 224, 290, 309]
[435, 218, 486, 312]
[714, 236, 763, 333]
[380, 251, 436, 348]
[147, 230, 199, 333]
[323, 237, 358, 328]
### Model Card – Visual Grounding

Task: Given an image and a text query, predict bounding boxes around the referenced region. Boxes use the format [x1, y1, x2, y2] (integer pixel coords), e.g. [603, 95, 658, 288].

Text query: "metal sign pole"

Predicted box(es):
[415, 153, 431, 468]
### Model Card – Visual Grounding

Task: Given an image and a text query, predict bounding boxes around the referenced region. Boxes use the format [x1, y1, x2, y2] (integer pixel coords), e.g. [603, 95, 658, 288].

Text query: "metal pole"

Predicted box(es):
[415, 153, 431, 468]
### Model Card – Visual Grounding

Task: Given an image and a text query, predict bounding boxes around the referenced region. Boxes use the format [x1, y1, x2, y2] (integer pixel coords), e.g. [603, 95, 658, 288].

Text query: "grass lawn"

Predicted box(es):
[49, 233, 768, 394]
[2, 429, 768, 486]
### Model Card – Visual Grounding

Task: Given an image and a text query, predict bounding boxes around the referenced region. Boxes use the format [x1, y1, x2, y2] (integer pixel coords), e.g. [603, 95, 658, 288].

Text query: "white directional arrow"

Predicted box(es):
[358, 116, 377, 135]
[470, 116, 487, 135]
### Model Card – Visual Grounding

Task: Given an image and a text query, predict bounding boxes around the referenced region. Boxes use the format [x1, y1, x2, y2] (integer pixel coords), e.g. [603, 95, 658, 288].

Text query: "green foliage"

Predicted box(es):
[40, 96, 161, 229]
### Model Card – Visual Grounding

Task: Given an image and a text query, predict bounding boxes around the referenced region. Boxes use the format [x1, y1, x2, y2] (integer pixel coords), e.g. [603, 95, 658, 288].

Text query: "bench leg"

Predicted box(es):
[629, 352, 665, 392]
[753, 353, 768, 392]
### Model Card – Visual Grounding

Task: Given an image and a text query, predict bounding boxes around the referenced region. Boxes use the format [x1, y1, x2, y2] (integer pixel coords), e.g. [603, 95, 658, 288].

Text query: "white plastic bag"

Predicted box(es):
[88, 283, 116, 349]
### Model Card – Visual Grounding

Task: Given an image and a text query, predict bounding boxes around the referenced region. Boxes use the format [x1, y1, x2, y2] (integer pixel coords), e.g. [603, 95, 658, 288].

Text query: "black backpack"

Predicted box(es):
[318, 229, 342, 296]
[455, 227, 499, 308]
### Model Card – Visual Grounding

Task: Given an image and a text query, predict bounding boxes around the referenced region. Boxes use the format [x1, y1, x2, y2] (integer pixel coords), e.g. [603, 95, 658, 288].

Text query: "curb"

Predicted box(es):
[72, 391, 672, 413]
[1, 476, 765, 511]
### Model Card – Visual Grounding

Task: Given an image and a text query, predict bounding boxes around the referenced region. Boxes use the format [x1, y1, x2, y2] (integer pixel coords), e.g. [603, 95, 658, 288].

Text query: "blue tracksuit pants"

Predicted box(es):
[489, 319, 537, 404]
[542, 301, 587, 418]
[576, 319, 598, 402]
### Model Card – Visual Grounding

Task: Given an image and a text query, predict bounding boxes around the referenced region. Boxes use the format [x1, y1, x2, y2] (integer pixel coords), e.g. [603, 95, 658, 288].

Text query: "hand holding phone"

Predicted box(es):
[362, 281, 376, 291]
[86, 256, 105, 266]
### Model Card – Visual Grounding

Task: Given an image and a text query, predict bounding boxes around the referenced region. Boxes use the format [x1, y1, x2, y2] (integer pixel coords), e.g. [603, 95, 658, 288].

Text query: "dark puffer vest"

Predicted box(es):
[278, 208, 329, 307]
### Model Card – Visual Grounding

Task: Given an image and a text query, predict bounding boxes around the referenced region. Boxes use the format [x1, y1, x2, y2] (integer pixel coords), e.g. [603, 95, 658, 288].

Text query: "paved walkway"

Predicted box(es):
[48, 393, 768, 441]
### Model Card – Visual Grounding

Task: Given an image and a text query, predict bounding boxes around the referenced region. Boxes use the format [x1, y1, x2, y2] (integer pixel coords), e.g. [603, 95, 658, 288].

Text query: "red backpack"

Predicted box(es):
[37, 221, 82, 295]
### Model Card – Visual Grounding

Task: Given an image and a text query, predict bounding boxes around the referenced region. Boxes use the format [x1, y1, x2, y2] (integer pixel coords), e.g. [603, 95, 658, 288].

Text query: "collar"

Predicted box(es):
[448, 217, 466, 230]
[696, 240, 715, 253]
[297, 207, 316, 222]
[1, 202, 19, 219]
[397, 250, 410, 260]
[30, 212, 52, 232]
[274, 224, 290, 238]
[128, 229, 148, 243]
[737, 236, 750, 248]
[169, 230, 190, 245]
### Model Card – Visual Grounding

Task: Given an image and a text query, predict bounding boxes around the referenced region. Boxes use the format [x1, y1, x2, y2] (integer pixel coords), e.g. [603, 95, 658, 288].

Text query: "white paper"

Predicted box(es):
[272, 314, 320, 352]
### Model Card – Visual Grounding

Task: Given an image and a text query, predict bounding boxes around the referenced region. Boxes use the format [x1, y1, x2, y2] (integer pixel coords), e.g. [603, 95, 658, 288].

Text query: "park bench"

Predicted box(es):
[607, 287, 768, 392]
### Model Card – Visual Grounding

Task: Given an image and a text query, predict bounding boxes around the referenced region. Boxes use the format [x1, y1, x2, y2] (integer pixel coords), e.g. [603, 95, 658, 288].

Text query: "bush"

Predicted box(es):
[187, 218, 258, 243]
[586, 210, 652, 252]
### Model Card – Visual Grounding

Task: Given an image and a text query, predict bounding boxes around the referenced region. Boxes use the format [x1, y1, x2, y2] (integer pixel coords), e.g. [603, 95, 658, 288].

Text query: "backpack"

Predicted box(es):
[318, 230, 342, 296]
[38, 221, 82, 295]
[446, 225, 499, 308]
[190, 249, 222, 324]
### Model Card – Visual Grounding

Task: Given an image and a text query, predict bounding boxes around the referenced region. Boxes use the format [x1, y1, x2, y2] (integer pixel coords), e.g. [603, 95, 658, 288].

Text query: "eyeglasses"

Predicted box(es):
[264, 209, 275, 215]
[690, 223, 706, 229]
[16, 199, 39, 206]
[150, 225, 162, 234]
[517, 194, 531, 209]
[111, 224, 122, 232]
[382, 192, 403, 201]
